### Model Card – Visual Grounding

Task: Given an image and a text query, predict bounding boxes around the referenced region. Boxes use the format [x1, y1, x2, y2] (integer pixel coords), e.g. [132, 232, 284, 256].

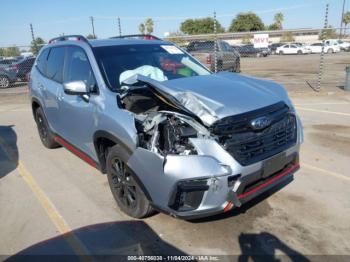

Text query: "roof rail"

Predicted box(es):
[48, 35, 90, 45]
[110, 34, 162, 40]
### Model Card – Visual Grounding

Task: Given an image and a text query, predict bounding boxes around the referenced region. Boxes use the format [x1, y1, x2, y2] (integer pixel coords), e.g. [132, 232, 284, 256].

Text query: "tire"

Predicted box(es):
[35, 107, 60, 149]
[0, 76, 10, 89]
[106, 144, 153, 218]
[297, 50, 302, 55]
[216, 61, 223, 72]
[327, 48, 333, 54]
[256, 53, 261, 58]
[279, 51, 284, 55]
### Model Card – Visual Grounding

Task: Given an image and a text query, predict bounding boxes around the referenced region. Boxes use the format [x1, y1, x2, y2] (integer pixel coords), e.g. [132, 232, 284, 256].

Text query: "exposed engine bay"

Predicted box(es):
[119, 81, 211, 156]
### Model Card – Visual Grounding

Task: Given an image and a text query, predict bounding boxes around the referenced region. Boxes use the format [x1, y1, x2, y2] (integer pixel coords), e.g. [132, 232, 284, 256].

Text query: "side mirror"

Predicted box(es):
[63, 81, 89, 95]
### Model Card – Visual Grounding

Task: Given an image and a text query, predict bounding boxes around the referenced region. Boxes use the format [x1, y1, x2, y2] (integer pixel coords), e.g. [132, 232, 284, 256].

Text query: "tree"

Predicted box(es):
[30, 37, 46, 55]
[145, 18, 154, 34]
[319, 27, 337, 40]
[1, 46, 21, 57]
[0, 48, 5, 57]
[274, 12, 284, 30]
[281, 31, 295, 42]
[229, 12, 265, 32]
[86, 34, 97, 39]
[180, 17, 225, 35]
[343, 11, 350, 27]
[138, 23, 145, 34]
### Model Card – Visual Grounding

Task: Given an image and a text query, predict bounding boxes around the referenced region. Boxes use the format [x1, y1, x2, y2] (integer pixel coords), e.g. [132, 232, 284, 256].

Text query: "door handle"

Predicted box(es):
[57, 92, 64, 101]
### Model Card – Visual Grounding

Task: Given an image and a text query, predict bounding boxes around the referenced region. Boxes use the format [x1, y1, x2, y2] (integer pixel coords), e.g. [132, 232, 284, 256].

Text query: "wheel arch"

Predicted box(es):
[93, 130, 152, 202]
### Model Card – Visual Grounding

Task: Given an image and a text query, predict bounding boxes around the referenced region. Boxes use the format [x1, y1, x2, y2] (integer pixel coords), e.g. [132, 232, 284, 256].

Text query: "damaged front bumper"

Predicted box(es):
[127, 137, 301, 219]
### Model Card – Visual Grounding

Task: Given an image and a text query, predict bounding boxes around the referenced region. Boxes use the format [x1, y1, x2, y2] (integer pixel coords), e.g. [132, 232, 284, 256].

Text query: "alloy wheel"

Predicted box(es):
[110, 158, 137, 209]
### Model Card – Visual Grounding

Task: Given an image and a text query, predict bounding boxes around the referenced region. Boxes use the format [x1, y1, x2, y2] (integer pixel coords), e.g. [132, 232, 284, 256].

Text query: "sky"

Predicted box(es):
[0, 0, 349, 47]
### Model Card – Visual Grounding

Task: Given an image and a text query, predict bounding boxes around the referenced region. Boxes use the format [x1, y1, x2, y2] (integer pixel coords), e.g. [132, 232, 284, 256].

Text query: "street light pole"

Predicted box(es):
[340, 0, 346, 39]
[90, 16, 96, 38]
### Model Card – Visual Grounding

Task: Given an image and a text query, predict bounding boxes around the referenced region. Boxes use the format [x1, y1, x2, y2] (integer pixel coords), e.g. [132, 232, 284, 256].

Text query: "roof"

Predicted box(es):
[88, 38, 169, 47]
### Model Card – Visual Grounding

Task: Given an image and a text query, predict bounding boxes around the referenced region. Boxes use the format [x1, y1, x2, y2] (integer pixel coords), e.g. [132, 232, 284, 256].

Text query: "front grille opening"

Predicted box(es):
[211, 102, 297, 166]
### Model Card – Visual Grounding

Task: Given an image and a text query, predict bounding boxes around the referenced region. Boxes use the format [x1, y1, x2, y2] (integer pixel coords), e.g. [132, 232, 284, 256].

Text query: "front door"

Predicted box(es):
[57, 46, 99, 158]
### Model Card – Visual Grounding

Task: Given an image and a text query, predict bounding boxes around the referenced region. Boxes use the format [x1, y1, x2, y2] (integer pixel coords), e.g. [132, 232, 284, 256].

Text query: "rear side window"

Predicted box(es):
[46, 47, 65, 82]
[64, 46, 96, 91]
[36, 49, 49, 75]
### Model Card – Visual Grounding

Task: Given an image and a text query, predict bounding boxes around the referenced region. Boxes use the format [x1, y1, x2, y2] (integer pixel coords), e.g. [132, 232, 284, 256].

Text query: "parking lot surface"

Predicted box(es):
[1, 60, 350, 259]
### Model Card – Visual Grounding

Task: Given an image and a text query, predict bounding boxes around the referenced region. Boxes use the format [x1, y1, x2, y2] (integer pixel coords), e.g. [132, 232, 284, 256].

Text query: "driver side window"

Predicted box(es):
[64, 46, 97, 92]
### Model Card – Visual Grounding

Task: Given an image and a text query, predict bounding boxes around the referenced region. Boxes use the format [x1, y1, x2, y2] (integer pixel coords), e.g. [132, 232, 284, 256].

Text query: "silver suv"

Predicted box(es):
[29, 35, 303, 219]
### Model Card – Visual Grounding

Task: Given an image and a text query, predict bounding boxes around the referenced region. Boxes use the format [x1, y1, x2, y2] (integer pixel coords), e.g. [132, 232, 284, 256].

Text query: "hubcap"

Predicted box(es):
[0, 77, 9, 88]
[110, 158, 137, 208]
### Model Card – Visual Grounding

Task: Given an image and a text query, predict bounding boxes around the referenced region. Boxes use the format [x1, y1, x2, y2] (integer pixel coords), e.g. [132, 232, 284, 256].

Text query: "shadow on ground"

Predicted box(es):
[6, 221, 187, 261]
[238, 232, 309, 262]
[0, 125, 18, 178]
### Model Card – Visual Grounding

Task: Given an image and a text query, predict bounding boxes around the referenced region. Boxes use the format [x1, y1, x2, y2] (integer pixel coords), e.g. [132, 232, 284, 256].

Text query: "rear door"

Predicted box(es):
[40, 46, 65, 133]
[57, 45, 98, 157]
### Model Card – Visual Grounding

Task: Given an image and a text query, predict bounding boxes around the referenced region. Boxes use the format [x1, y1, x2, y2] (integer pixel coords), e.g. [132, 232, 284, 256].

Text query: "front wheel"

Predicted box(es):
[35, 107, 60, 149]
[279, 51, 284, 55]
[297, 50, 302, 55]
[327, 48, 334, 54]
[106, 145, 153, 218]
[0, 76, 10, 89]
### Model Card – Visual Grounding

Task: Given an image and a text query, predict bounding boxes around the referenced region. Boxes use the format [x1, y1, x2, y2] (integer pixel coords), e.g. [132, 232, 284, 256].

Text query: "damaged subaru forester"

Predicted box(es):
[29, 35, 303, 219]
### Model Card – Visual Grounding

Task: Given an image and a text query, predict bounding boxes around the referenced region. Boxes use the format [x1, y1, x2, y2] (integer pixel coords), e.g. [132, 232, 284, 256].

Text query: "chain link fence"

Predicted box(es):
[0, 17, 349, 92]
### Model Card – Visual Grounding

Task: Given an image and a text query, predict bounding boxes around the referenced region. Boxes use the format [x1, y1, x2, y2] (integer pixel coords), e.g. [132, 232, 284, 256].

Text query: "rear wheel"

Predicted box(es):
[297, 50, 302, 55]
[35, 107, 60, 149]
[106, 145, 153, 218]
[279, 51, 284, 55]
[0, 76, 10, 89]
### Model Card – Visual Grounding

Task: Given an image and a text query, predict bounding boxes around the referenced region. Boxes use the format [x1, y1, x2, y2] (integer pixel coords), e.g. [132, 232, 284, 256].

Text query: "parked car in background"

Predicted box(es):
[232, 45, 267, 57]
[0, 67, 17, 88]
[0, 58, 18, 68]
[269, 43, 285, 54]
[187, 40, 241, 72]
[306, 43, 340, 54]
[325, 39, 350, 51]
[276, 44, 311, 55]
[9, 57, 35, 81]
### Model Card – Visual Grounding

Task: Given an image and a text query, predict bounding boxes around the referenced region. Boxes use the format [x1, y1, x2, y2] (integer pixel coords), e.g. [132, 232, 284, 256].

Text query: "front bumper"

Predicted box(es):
[127, 115, 303, 219]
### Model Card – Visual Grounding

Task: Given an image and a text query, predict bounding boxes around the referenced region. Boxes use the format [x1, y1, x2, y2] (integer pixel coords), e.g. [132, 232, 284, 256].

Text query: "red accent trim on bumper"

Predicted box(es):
[54, 136, 97, 169]
[237, 163, 300, 200]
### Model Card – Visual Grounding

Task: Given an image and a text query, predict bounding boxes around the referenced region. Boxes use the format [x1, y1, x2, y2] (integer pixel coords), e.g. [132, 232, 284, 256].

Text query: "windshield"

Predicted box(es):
[93, 44, 211, 91]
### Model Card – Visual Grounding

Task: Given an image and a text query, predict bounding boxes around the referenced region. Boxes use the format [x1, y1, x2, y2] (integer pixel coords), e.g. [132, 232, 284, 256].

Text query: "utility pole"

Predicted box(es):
[340, 0, 346, 39]
[90, 16, 96, 38]
[213, 11, 217, 73]
[118, 17, 122, 36]
[30, 23, 38, 53]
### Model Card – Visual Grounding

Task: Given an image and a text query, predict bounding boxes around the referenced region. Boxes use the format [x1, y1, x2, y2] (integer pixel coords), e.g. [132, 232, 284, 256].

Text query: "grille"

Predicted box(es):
[210, 102, 297, 166]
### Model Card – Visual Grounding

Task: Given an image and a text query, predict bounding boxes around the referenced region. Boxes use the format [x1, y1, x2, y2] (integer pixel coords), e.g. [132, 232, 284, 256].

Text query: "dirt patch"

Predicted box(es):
[311, 124, 350, 133]
[308, 132, 350, 157]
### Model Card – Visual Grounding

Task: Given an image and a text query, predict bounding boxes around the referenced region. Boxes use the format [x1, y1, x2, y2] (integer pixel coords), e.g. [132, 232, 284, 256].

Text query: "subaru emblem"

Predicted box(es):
[250, 116, 272, 130]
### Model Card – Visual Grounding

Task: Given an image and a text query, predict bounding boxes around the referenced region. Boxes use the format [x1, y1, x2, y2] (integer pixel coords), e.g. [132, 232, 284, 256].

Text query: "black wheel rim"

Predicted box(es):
[37, 114, 48, 142]
[110, 158, 137, 209]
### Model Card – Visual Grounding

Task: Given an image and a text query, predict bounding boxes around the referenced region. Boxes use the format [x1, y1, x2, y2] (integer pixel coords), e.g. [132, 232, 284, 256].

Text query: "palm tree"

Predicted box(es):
[139, 23, 145, 34]
[145, 18, 154, 34]
[274, 12, 284, 30]
[343, 11, 350, 36]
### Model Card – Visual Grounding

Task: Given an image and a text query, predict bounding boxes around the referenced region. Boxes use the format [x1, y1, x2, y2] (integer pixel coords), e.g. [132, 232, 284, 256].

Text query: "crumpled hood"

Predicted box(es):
[125, 72, 292, 126]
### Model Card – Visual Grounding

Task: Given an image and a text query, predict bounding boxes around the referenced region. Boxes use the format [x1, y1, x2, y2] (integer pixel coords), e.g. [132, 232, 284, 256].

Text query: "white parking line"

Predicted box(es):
[295, 106, 350, 117]
[295, 102, 350, 106]
[303, 163, 350, 181]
